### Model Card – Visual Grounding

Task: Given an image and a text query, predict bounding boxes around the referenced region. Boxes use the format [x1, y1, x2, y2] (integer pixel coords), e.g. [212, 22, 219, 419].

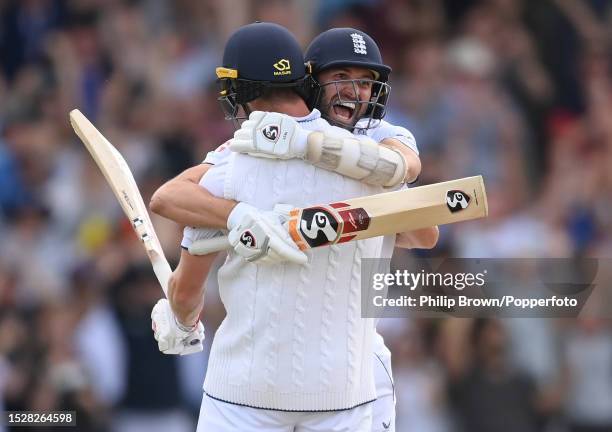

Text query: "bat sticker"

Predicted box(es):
[295, 205, 371, 248]
[446, 190, 470, 213]
[298, 207, 340, 248]
[338, 208, 370, 233]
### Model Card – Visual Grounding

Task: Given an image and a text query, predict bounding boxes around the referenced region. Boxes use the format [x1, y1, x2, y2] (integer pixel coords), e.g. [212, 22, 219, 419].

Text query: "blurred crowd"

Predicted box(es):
[0, 0, 611, 431]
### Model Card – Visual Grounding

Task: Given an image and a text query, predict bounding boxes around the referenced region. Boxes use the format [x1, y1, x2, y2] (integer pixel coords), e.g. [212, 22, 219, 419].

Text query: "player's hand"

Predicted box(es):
[151, 299, 205, 356]
[227, 202, 307, 265]
[229, 111, 310, 160]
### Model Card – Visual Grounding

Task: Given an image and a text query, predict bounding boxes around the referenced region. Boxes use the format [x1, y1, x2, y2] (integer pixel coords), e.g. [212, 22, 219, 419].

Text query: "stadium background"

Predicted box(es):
[0, 0, 611, 431]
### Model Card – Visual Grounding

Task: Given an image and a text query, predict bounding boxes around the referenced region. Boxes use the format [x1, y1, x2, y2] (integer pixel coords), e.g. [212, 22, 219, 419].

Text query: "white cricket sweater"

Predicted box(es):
[195, 115, 420, 408]
[201, 110, 386, 411]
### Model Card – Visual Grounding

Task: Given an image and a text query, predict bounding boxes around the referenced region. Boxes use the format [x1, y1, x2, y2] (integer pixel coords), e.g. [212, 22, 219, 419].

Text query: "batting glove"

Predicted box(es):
[227, 202, 307, 265]
[229, 111, 311, 160]
[151, 299, 205, 356]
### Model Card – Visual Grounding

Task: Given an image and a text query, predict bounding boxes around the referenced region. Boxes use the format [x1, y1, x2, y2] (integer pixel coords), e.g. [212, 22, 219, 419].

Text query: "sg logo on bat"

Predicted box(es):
[288, 203, 371, 250]
[297, 207, 340, 248]
[446, 190, 470, 213]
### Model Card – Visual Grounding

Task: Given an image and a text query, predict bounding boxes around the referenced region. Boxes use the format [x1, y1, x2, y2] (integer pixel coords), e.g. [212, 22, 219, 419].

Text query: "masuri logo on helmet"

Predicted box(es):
[215, 22, 317, 127]
[273, 59, 291, 75]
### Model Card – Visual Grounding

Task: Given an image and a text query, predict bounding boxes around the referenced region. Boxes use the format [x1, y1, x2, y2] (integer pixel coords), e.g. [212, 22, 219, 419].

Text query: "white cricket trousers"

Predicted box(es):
[371, 352, 395, 432]
[196, 394, 372, 432]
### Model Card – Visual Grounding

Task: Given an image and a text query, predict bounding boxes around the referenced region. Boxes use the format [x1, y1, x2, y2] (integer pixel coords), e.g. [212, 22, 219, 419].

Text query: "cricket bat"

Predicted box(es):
[69, 109, 172, 296]
[189, 175, 488, 255]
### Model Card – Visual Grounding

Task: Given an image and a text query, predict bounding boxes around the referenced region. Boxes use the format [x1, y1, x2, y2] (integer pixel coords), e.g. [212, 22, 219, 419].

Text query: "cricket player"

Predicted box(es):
[150, 23, 438, 431]
[152, 22, 399, 431]
[151, 27, 437, 431]
[223, 28, 439, 432]
[302, 28, 432, 432]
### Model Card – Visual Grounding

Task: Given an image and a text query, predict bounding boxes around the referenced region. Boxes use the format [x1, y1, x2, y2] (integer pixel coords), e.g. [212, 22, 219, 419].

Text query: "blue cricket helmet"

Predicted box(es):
[305, 28, 391, 81]
[305, 28, 391, 124]
[219, 22, 306, 82]
[216, 22, 316, 124]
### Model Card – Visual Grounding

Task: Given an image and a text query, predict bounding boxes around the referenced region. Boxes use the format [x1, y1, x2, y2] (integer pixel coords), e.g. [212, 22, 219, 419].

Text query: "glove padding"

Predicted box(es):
[228, 204, 307, 265]
[230, 111, 310, 160]
[151, 299, 205, 355]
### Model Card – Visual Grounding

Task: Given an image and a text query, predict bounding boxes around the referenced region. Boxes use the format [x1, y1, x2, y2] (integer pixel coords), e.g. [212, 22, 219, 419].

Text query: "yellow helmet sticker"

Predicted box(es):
[216, 67, 238, 79]
[273, 59, 291, 76]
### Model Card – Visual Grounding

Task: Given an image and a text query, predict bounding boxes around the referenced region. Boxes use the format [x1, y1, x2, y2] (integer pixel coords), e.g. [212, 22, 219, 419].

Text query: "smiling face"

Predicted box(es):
[316, 66, 376, 128]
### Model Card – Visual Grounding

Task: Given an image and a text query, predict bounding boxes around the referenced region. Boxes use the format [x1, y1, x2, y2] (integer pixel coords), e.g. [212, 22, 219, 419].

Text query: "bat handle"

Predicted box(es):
[150, 253, 172, 297]
[189, 236, 232, 255]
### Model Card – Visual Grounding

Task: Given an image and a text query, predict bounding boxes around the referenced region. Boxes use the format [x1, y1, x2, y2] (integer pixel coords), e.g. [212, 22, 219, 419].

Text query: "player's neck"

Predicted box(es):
[250, 98, 310, 117]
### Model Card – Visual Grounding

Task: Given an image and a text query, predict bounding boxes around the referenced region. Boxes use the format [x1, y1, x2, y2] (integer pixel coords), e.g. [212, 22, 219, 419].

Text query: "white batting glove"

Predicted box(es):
[227, 202, 306, 265]
[229, 111, 310, 160]
[151, 299, 205, 356]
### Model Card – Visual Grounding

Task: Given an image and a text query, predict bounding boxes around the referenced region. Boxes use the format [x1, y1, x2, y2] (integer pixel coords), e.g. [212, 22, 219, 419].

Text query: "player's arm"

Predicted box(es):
[152, 153, 307, 265]
[380, 138, 421, 184]
[378, 127, 432, 247]
[149, 163, 237, 229]
[168, 249, 216, 326]
[152, 208, 228, 356]
[395, 226, 439, 249]
[230, 111, 407, 188]
[370, 119, 422, 184]
[151, 229, 217, 356]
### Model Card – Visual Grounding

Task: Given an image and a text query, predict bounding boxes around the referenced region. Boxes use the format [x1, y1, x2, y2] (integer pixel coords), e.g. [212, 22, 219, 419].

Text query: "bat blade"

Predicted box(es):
[69, 109, 171, 296]
[189, 175, 488, 255]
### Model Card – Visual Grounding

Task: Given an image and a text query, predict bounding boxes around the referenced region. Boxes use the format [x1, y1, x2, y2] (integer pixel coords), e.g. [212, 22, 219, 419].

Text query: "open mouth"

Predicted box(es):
[332, 101, 356, 121]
